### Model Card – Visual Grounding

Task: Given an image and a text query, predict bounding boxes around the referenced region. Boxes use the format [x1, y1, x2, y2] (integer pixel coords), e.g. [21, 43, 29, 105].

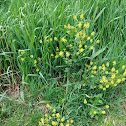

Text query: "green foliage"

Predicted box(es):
[0, 0, 126, 126]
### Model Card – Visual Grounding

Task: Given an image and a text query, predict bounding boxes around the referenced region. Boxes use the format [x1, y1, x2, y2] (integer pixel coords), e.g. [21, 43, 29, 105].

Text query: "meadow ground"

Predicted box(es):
[0, 0, 126, 125]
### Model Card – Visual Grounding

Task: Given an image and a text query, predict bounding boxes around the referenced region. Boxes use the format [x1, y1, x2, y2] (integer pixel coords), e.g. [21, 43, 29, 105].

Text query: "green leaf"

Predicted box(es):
[91, 45, 107, 59]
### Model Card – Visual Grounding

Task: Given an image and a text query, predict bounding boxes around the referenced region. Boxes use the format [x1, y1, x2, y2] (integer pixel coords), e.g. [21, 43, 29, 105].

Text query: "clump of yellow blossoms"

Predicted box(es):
[48, 13, 101, 66]
[39, 104, 74, 126]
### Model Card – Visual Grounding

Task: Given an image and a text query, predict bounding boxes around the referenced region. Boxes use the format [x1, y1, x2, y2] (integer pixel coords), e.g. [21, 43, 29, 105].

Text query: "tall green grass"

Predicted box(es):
[0, 0, 126, 125]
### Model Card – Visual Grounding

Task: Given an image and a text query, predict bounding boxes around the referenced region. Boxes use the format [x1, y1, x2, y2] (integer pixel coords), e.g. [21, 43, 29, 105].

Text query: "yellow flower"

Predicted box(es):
[57, 118, 60, 122]
[46, 104, 50, 108]
[90, 39, 93, 43]
[106, 85, 109, 88]
[93, 111, 97, 114]
[122, 65, 125, 69]
[68, 24, 71, 29]
[123, 70, 126, 76]
[93, 65, 97, 69]
[86, 22, 90, 28]
[39, 40, 42, 43]
[116, 70, 118, 74]
[51, 54, 54, 56]
[62, 38, 67, 42]
[111, 80, 114, 84]
[114, 83, 117, 87]
[111, 73, 115, 79]
[90, 61, 93, 65]
[102, 76, 106, 80]
[21, 58, 24, 61]
[66, 124, 70, 126]
[50, 38, 52, 42]
[102, 111, 106, 114]
[94, 71, 97, 74]
[47, 124, 50, 126]
[30, 55, 33, 58]
[99, 85, 103, 89]
[56, 47, 59, 51]
[45, 113, 48, 117]
[21, 51, 25, 55]
[63, 48, 66, 51]
[60, 123, 64, 126]
[122, 78, 125, 81]
[78, 22, 82, 28]
[83, 33, 86, 38]
[49, 116, 52, 120]
[83, 53, 85, 56]
[84, 23, 87, 28]
[71, 120, 74, 123]
[61, 118, 65, 122]
[80, 14, 84, 20]
[113, 61, 116, 65]
[56, 113, 60, 118]
[34, 60, 37, 64]
[69, 59, 72, 62]
[105, 105, 109, 108]
[69, 44, 72, 47]
[111, 67, 115, 72]
[76, 32, 79, 38]
[96, 40, 100, 43]
[76, 51, 79, 55]
[67, 31, 70, 34]
[39, 121, 42, 125]
[102, 64, 105, 67]
[100, 80, 103, 83]
[79, 44, 82, 48]
[106, 62, 109, 67]
[103, 88, 106, 91]
[64, 25, 67, 29]
[62, 123, 65, 126]
[79, 48, 84, 52]
[55, 55, 58, 59]
[85, 45, 87, 48]
[38, 57, 41, 61]
[73, 15, 77, 21]
[75, 30, 77, 32]
[105, 71, 108, 74]
[87, 36, 90, 40]
[84, 99, 87, 104]
[91, 75, 94, 78]
[91, 31, 95, 36]
[36, 68, 39, 72]
[52, 121, 58, 125]
[59, 51, 64, 57]
[117, 79, 121, 83]
[82, 84, 85, 86]
[53, 109, 56, 113]
[102, 66, 106, 70]
[99, 66, 102, 70]
[66, 52, 70, 57]
[41, 118, 44, 123]
[52, 114, 55, 117]
[90, 46, 94, 50]
[67, 120, 69, 123]
[54, 37, 58, 41]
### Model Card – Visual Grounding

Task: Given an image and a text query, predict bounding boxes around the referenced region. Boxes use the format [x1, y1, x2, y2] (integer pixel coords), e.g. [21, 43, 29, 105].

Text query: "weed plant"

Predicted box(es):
[0, 0, 126, 126]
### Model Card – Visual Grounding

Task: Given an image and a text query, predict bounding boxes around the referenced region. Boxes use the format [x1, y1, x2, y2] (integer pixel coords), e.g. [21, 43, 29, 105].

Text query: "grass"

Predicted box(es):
[0, 0, 126, 125]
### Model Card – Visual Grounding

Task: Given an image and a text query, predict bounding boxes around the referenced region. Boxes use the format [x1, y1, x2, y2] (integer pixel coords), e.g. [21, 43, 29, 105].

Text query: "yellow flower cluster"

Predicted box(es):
[88, 60, 126, 90]
[39, 104, 74, 126]
[47, 13, 101, 65]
